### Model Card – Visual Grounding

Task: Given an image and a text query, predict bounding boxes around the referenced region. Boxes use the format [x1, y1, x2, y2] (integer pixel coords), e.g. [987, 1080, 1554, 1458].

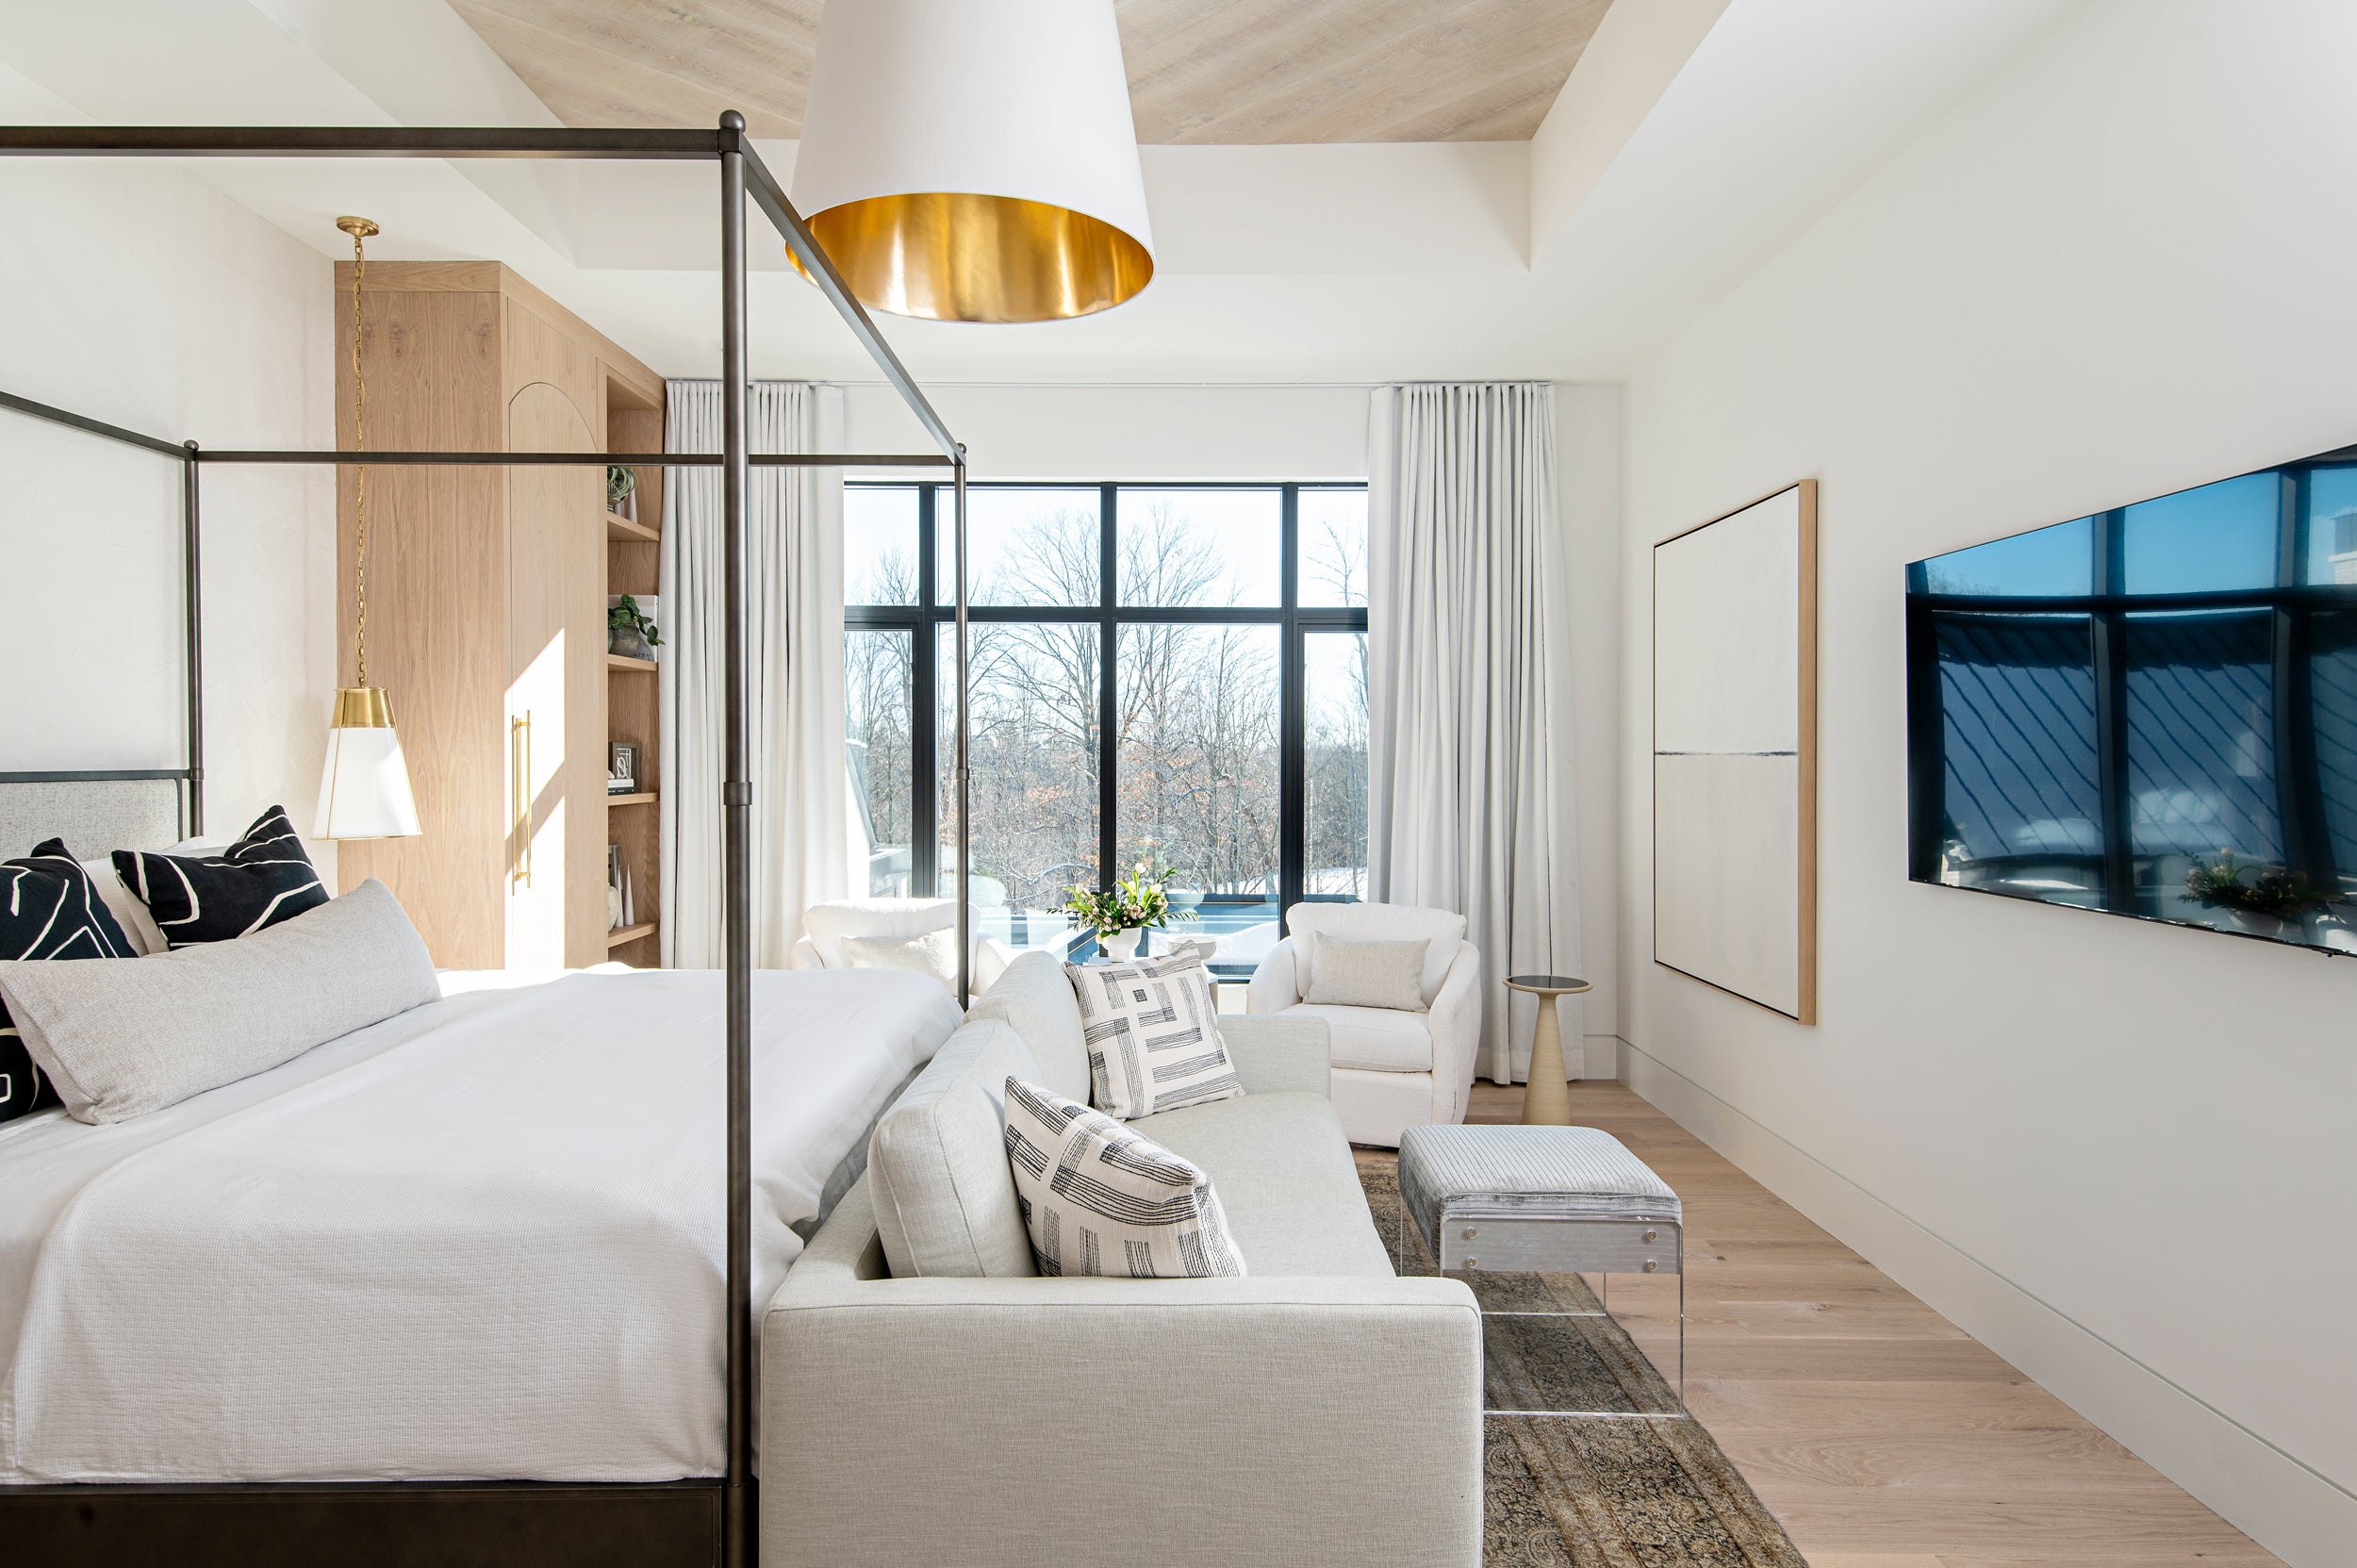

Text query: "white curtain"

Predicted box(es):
[661, 381, 848, 968]
[1366, 383, 1582, 1084]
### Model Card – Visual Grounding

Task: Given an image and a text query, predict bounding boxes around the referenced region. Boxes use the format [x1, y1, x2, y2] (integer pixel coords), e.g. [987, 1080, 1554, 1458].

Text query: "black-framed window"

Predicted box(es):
[846, 483, 1369, 973]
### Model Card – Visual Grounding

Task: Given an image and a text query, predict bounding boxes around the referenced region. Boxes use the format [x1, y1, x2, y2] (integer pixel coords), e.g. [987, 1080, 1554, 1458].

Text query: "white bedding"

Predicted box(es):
[0, 966, 956, 1483]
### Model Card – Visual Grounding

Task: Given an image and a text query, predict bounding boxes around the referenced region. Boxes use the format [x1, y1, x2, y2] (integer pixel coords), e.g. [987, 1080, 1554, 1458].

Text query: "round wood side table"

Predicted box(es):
[1504, 973, 1593, 1126]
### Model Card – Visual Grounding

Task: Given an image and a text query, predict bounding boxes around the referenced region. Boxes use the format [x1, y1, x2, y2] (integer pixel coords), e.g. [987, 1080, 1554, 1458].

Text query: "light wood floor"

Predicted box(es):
[1392, 1080, 2288, 1568]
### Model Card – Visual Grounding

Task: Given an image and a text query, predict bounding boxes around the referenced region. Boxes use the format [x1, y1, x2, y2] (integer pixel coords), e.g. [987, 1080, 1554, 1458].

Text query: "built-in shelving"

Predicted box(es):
[604, 381, 666, 971]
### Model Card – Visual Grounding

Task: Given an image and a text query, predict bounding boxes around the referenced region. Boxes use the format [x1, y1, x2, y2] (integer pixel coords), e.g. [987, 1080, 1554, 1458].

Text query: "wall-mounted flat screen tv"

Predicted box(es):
[1906, 443, 2357, 954]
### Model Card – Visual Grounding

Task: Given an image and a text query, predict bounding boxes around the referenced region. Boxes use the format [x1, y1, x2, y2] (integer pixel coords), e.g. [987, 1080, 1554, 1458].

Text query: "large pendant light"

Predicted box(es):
[315, 215, 423, 841]
[790, 0, 1155, 322]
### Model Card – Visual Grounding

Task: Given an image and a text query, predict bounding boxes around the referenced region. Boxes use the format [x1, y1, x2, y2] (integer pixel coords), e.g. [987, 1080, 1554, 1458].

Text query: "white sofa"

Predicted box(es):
[788, 897, 1014, 991]
[760, 950, 1483, 1568]
[1244, 901, 1481, 1148]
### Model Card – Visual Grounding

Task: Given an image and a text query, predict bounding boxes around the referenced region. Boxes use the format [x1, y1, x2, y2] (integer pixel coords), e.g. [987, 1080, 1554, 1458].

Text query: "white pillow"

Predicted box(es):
[1302, 933, 1430, 1012]
[839, 927, 959, 995]
[1002, 1077, 1244, 1279]
[1063, 952, 1243, 1119]
[0, 879, 437, 1123]
[79, 858, 165, 957]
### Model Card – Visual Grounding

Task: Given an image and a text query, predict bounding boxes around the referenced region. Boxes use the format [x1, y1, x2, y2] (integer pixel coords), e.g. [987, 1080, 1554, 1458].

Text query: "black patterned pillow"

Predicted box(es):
[112, 805, 329, 949]
[2, 840, 138, 1122]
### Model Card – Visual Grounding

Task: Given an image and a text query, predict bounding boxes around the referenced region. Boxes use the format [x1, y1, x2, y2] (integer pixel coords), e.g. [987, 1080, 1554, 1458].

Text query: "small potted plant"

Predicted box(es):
[1065, 860, 1195, 961]
[2184, 850, 2332, 940]
[609, 594, 662, 662]
[607, 465, 637, 521]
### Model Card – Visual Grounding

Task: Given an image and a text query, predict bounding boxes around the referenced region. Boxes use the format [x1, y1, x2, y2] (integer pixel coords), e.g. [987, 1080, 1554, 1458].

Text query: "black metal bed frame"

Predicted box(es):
[0, 116, 972, 1568]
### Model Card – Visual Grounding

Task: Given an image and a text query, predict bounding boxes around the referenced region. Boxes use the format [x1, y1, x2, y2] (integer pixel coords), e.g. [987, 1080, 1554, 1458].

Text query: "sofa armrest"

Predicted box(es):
[787, 935, 821, 971]
[1426, 940, 1483, 1124]
[1244, 936, 1300, 1014]
[1219, 1015, 1331, 1098]
[764, 1182, 1482, 1568]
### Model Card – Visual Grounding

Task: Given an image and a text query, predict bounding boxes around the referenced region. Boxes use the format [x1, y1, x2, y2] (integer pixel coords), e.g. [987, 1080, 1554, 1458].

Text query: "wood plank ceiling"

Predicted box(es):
[447, 0, 1614, 143]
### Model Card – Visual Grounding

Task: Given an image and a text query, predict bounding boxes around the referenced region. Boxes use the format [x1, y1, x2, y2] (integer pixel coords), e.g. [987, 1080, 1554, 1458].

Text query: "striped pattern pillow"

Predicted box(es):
[1002, 1078, 1244, 1279]
[1064, 952, 1243, 1119]
[112, 805, 328, 949]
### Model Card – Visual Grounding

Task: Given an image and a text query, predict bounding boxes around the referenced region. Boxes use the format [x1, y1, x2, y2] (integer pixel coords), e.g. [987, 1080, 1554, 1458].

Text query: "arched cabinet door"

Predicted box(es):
[504, 380, 607, 969]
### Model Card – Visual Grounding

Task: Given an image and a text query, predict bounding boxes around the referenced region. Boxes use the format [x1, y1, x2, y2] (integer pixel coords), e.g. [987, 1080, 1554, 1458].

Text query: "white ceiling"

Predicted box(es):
[0, 0, 2081, 384]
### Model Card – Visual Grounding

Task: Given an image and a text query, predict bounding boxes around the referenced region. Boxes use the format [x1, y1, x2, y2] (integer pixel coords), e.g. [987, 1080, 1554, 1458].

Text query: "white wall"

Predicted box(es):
[849, 380, 1624, 1061]
[1616, 5, 2357, 1561]
[0, 65, 335, 855]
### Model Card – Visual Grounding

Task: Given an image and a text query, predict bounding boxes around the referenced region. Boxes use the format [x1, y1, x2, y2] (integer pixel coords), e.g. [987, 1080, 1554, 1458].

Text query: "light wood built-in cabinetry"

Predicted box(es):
[334, 260, 665, 970]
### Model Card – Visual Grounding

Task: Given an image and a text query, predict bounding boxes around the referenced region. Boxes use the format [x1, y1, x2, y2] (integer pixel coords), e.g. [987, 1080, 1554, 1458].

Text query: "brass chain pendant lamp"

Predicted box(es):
[789, 0, 1155, 322]
[314, 215, 422, 840]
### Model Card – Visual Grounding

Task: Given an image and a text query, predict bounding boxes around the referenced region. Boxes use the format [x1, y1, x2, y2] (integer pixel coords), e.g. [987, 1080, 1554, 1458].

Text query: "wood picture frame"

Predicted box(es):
[1652, 480, 1819, 1023]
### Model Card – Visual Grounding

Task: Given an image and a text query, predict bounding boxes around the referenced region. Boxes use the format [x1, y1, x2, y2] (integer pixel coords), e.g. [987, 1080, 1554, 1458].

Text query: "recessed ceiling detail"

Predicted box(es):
[446, 0, 1614, 143]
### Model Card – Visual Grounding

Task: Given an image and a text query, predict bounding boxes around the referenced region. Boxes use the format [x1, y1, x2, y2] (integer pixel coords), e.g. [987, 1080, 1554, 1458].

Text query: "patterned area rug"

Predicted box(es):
[1358, 1156, 1806, 1568]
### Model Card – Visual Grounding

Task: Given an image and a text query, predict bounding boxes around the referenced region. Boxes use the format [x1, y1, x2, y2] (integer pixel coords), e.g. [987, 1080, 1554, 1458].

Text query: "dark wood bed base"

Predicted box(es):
[0, 116, 968, 1568]
[6, 1479, 726, 1568]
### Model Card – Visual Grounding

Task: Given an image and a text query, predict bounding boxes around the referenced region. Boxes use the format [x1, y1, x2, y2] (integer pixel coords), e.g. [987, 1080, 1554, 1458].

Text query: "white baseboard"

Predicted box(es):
[1619, 1039, 2355, 1568]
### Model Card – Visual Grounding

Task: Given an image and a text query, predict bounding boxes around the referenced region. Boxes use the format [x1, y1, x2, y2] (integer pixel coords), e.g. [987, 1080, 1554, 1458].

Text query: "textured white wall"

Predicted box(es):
[1617, 5, 2357, 1561]
[0, 63, 334, 854]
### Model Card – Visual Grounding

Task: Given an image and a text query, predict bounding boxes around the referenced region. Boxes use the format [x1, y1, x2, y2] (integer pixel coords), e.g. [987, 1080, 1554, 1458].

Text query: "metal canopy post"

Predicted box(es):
[182, 440, 204, 839]
[953, 454, 971, 1006]
[0, 116, 969, 1568]
[717, 108, 756, 1568]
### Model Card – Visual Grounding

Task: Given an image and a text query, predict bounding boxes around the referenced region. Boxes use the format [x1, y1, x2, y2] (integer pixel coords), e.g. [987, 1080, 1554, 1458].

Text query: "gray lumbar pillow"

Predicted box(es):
[0, 878, 437, 1124]
[1302, 932, 1431, 1012]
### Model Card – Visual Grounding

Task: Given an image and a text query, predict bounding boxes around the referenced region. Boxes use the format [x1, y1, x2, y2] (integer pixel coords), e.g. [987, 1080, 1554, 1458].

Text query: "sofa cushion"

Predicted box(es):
[1003, 1078, 1244, 1279]
[1137, 1090, 1393, 1279]
[965, 949, 1090, 1102]
[1134, 1090, 1368, 1213]
[839, 927, 959, 996]
[1286, 901, 1465, 1006]
[802, 899, 952, 969]
[868, 1019, 1041, 1279]
[1277, 1003, 1433, 1074]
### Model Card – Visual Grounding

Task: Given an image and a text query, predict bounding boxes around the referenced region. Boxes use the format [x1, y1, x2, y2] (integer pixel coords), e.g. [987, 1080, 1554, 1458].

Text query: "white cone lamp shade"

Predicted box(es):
[316, 687, 423, 840]
[790, 0, 1155, 322]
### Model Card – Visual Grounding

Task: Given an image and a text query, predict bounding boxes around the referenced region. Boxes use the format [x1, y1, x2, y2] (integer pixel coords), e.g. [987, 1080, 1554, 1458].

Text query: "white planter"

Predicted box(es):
[1101, 926, 1143, 961]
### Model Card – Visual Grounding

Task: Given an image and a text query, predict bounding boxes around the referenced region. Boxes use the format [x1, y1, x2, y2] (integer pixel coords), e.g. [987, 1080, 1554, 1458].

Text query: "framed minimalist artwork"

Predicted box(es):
[1653, 481, 1819, 1022]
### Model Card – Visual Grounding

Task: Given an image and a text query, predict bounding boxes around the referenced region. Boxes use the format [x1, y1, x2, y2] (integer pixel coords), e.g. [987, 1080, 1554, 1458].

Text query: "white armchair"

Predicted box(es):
[790, 899, 1014, 993]
[1244, 901, 1481, 1148]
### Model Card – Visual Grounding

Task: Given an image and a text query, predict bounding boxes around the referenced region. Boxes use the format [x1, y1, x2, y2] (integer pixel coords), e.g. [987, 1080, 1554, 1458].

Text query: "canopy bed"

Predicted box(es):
[0, 116, 986, 1568]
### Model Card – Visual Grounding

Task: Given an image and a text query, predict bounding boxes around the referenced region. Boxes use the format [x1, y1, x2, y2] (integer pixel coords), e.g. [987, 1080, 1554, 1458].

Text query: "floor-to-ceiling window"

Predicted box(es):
[846, 482, 1369, 974]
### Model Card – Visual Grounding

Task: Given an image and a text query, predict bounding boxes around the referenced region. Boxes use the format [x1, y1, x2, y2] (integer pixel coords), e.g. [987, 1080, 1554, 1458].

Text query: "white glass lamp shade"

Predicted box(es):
[791, 0, 1155, 322]
[315, 687, 422, 840]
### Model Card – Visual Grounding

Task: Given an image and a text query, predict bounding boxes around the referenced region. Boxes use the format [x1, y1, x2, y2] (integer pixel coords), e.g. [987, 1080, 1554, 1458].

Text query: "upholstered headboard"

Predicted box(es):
[0, 777, 190, 861]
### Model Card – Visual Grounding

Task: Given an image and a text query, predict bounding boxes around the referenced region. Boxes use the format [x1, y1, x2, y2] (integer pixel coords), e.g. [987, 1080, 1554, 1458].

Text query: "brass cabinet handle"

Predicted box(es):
[511, 711, 534, 889]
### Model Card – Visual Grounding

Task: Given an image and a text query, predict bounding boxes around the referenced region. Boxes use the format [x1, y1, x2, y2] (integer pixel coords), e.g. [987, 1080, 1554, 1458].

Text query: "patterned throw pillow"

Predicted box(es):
[1064, 951, 1243, 1119]
[2, 840, 138, 1122]
[112, 805, 328, 949]
[1001, 1077, 1245, 1279]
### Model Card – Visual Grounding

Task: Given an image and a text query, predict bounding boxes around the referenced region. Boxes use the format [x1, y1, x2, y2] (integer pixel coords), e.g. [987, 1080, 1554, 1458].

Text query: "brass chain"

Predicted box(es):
[348, 222, 370, 689]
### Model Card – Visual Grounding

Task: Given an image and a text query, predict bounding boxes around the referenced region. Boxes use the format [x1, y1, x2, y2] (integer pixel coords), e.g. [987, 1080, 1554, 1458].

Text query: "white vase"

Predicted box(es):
[1102, 927, 1143, 961]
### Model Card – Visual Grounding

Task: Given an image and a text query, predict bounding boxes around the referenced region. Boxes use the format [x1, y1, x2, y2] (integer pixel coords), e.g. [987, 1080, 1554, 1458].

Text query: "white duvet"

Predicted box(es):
[0, 966, 956, 1483]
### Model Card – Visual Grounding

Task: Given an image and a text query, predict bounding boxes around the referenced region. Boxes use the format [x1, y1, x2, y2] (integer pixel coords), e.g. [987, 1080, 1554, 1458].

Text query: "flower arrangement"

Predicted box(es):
[1064, 859, 1197, 940]
[2184, 850, 2330, 920]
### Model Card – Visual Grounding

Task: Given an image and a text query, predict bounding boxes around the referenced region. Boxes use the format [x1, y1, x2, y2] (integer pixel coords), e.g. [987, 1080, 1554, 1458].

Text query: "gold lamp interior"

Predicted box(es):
[792, 192, 1154, 324]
